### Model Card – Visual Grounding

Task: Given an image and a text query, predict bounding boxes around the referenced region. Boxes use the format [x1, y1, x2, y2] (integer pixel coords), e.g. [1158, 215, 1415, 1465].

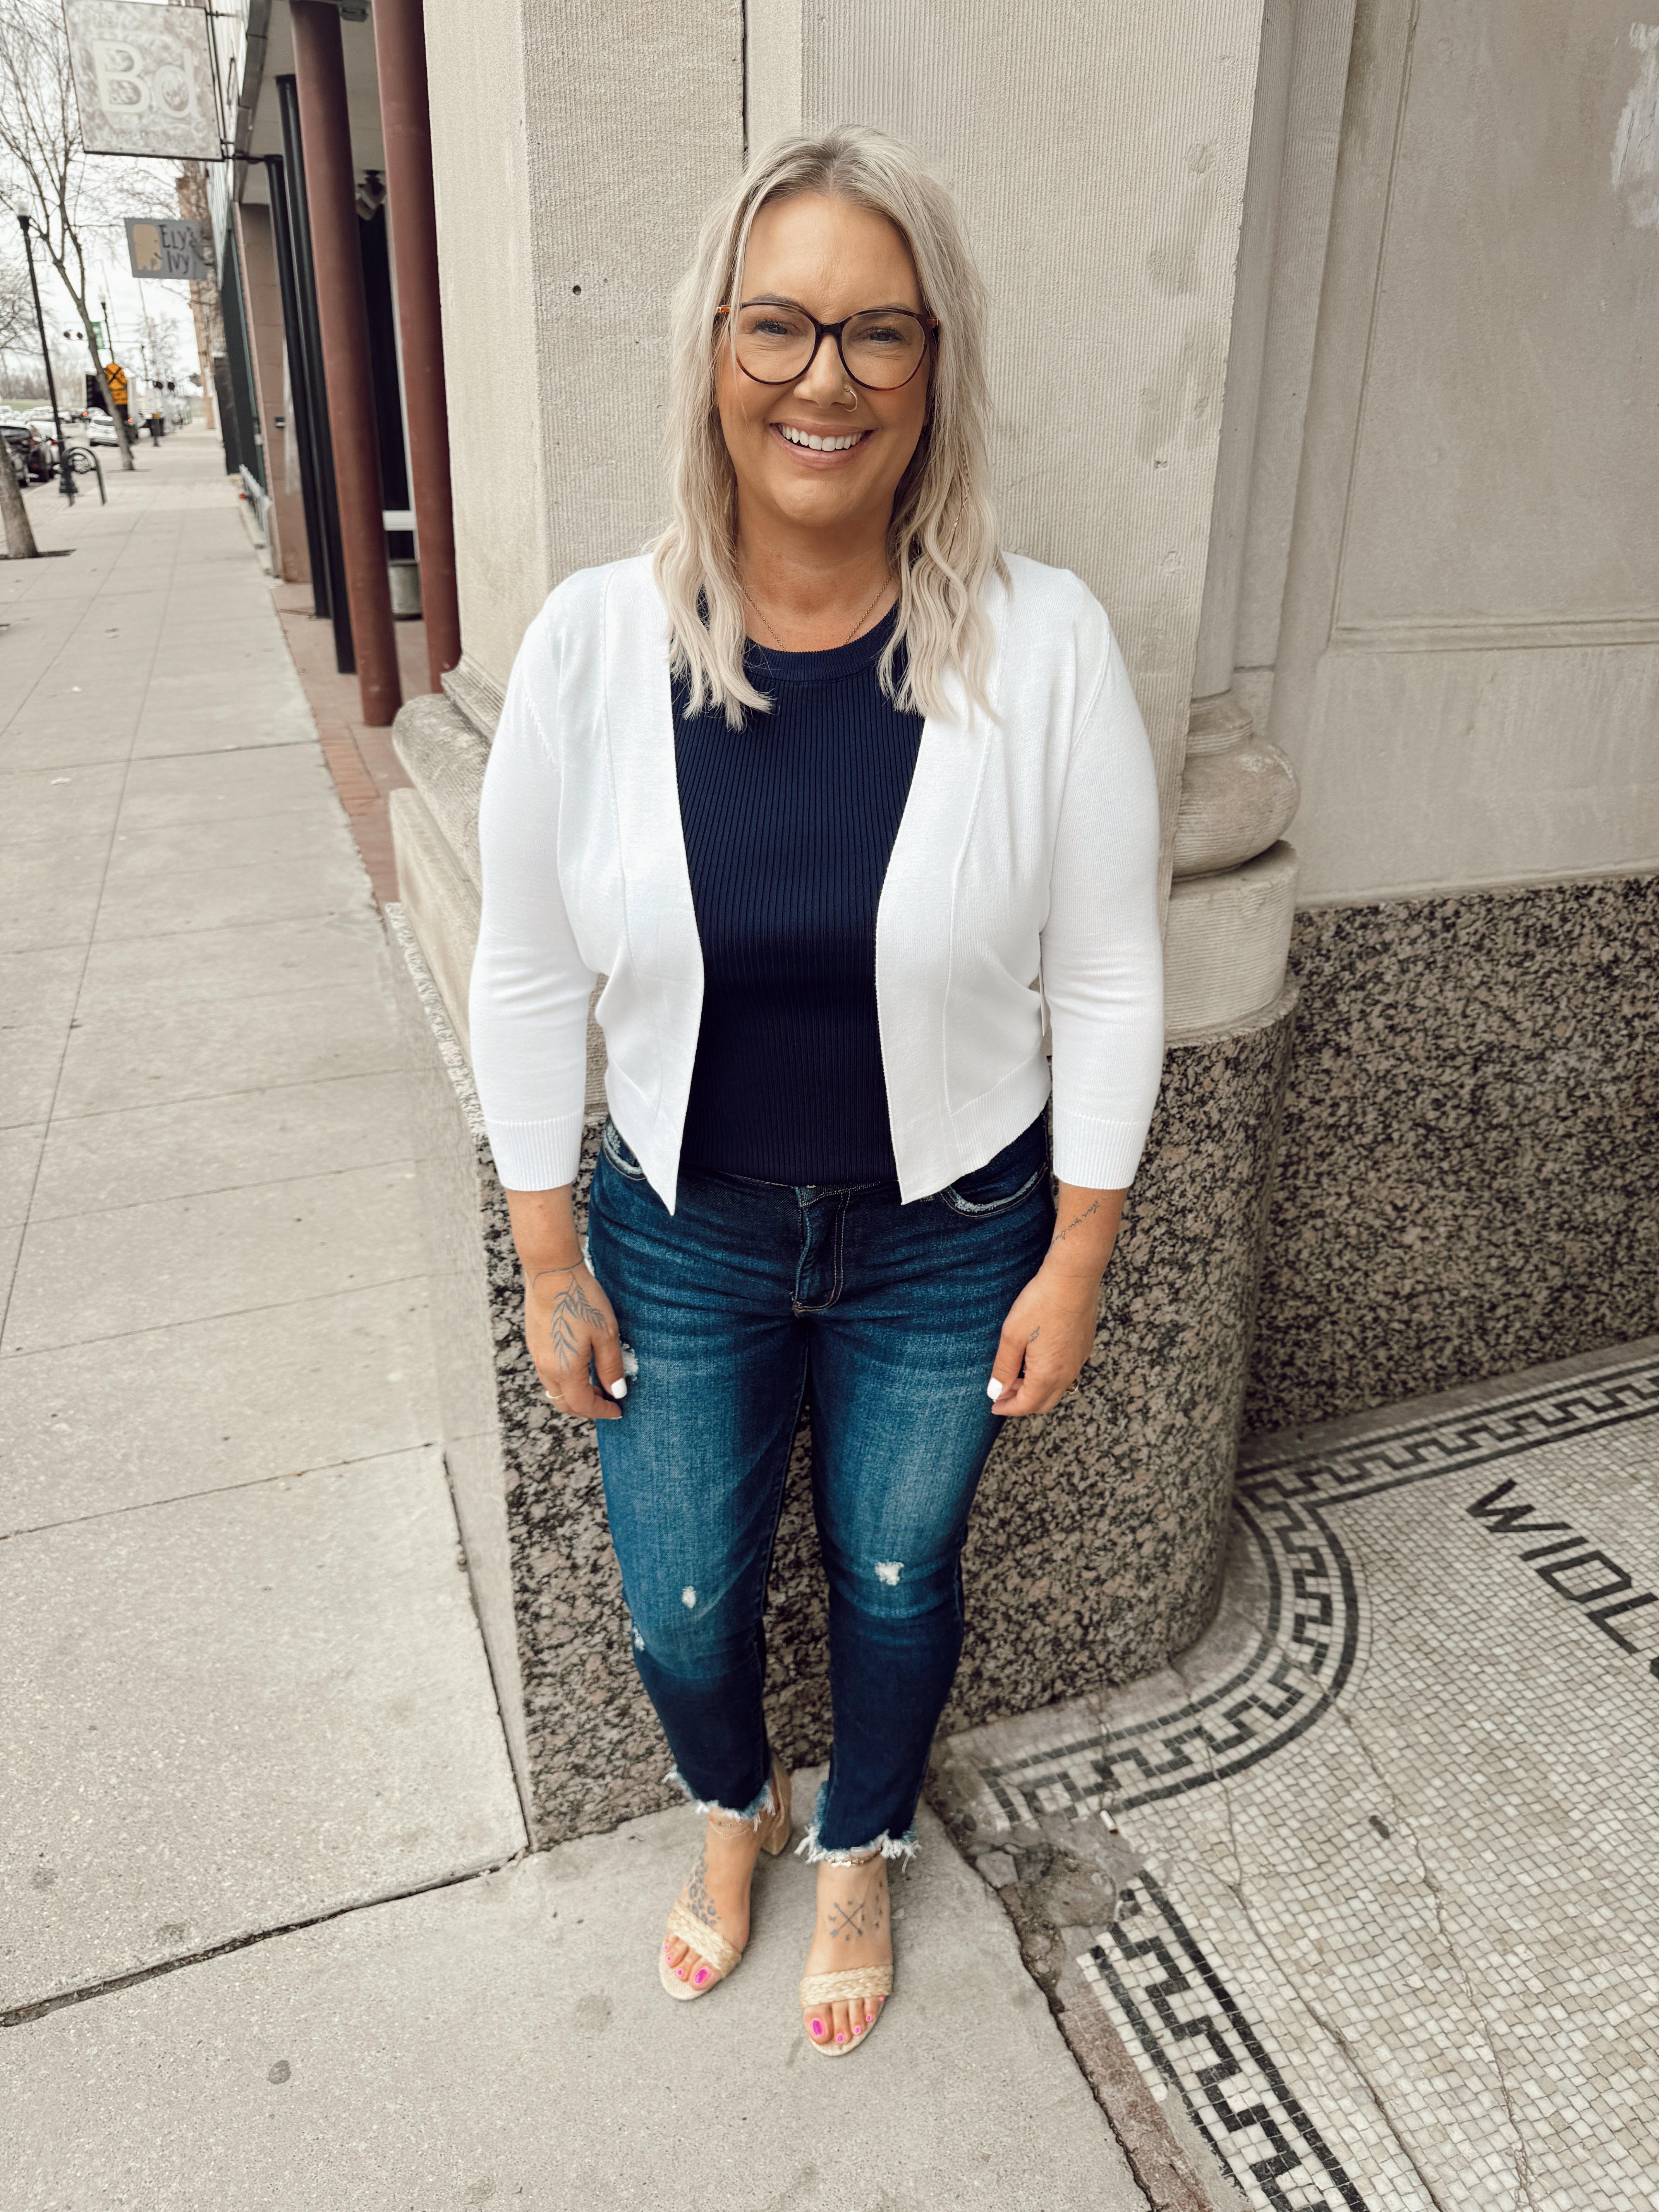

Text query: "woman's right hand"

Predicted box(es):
[504, 1186, 627, 1423]
[525, 1261, 628, 1420]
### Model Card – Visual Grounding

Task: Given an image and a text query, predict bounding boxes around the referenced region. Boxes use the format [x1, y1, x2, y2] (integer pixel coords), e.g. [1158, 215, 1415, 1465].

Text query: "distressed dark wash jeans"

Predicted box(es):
[586, 1110, 1054, 1858]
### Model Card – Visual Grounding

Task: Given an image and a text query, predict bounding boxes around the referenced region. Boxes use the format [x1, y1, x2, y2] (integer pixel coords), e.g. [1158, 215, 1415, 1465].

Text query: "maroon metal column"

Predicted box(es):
[373, 0, 462, 691]
[290, 1, 402, 727]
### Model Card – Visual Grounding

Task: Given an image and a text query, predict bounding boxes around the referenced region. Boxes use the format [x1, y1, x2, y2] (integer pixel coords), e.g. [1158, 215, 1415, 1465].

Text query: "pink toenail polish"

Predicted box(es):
[836, 2033, 846, 2044]
[676, 1968, 686, 1979]
[811, 2020, 824, 2036]
[694, 1969, 708, 1985]
[853, 2023, 864, 2035]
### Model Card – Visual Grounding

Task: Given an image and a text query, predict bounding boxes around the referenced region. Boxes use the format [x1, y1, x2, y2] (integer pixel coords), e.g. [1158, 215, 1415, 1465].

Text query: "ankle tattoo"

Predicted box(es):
[826, 1882, 884, 1944]
[685, 1846, 718, 1929]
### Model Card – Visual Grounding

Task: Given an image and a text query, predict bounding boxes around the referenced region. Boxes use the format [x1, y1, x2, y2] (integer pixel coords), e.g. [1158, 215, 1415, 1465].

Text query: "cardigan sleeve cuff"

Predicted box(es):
[483, 1111, 589, 1194]
[1051, 1110, 1151, 1192]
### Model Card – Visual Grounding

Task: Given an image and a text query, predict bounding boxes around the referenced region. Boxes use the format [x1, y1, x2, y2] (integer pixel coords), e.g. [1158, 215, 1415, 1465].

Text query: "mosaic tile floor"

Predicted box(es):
[936, 1340, 1659, 2211]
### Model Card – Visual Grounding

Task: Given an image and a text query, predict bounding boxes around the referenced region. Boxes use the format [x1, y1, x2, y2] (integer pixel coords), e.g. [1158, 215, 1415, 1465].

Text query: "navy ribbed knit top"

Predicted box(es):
[673, 607, 923, 1183]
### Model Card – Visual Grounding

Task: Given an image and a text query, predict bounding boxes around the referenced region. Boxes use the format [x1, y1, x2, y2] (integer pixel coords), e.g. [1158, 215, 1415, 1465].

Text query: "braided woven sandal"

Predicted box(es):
[799, 1964, 893, 2056]
[658, 1760, 792, 2002]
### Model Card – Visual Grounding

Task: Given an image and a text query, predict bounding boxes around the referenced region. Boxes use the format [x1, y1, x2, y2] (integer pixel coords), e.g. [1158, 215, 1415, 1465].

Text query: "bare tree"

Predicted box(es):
[0, 362, 36, 555]
[0, 239, 29, 354]
[0, 0, 175, 471]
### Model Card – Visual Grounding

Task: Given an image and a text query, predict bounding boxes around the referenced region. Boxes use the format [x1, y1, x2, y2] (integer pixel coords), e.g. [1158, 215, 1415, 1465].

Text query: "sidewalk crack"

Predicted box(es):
[1312, 1692, 1538, 2212]
[1, 1846, 527, 2032]
[1168, 1628, 1535, 2212]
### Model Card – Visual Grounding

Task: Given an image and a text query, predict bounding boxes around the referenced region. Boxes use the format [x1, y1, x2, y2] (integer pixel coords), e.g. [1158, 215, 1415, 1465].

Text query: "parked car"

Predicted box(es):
[84, 411, 124, 447]
[21, 411, 59, 464]
[1, 421, 52, 484]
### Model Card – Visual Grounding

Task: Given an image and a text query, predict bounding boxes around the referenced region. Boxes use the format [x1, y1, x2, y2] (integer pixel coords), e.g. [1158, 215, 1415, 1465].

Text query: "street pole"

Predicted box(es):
[16, 206, 71, 504]
[96, 292, 135, 467]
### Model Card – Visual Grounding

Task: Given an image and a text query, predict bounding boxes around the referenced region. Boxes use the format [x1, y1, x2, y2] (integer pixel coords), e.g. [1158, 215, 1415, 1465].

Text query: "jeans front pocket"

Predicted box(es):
[601, 1116, 647, 1182]
[935, 1113, 1051, 1218]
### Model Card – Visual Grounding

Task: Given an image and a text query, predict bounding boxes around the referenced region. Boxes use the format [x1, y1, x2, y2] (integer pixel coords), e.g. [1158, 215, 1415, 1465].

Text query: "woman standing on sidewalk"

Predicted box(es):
[469, 126, 1163, 2057]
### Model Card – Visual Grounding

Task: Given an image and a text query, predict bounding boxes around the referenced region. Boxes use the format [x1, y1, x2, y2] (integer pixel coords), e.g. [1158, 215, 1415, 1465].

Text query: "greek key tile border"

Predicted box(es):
[981, 1490, 1365, 1826]
[1239, 1352, 1659, 1510]
[976, 1352, 1659, 1833]
[1085, 1877, 1376, 2212]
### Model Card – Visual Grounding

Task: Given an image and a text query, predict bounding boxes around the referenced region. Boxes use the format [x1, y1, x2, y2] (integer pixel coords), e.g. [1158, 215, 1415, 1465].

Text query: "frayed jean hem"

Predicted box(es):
[793, 1781, 919, 1867]
[665, 1764, 777, 1826]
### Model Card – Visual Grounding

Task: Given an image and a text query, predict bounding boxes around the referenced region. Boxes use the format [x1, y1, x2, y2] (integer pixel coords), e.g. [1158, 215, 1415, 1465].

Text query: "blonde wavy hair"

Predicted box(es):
[652, 125, 1006, 727]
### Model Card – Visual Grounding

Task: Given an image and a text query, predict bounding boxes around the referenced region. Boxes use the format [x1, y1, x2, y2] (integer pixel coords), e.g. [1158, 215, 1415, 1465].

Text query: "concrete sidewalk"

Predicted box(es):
[0, 436, 1150, 2207]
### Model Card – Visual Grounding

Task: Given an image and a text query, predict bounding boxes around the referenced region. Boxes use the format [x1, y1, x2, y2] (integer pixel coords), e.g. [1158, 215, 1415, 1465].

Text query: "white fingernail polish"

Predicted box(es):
[609, 1378, 628, 1400]
[986, 1379, 1003, 1401]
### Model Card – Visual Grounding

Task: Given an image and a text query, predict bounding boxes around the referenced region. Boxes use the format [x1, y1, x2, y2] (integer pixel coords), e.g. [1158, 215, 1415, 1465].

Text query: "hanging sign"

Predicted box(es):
[102, 363, 129, 409]
[64, 1, 220, 161]
[125, 218, 213, 283]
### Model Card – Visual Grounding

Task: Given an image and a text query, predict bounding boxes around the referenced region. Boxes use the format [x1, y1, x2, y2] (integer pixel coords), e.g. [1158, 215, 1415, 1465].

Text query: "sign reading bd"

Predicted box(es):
[65, 0, 220, 162]
[126, 219, 213, 285]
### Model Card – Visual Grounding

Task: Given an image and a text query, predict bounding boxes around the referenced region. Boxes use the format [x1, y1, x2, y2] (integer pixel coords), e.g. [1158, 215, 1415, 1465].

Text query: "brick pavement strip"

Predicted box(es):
[269, 577, 421, 905]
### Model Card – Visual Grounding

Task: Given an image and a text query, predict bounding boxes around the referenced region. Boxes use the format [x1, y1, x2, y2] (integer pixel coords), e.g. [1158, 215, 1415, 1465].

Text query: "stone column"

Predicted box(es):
[388, 0, 1343, 1843]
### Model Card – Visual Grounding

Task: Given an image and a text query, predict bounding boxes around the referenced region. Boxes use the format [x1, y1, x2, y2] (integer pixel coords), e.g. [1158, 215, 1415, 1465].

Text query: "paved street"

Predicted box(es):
[0, 434, 1151, 2209]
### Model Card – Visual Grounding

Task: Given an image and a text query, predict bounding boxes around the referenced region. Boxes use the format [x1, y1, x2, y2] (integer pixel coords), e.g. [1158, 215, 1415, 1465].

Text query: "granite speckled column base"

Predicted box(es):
[390, 906, 1297, 1844]
[1246, 874, 1659, 1434]
[942, 989, 1297, 1729]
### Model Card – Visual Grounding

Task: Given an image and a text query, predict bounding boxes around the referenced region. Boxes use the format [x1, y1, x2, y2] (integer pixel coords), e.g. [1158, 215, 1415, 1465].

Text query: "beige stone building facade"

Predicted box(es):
[214, 0, 1658, 1842]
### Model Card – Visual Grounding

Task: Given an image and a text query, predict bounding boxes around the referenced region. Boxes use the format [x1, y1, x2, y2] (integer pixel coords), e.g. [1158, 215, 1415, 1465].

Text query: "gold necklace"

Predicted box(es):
[744, 571, 892, 653]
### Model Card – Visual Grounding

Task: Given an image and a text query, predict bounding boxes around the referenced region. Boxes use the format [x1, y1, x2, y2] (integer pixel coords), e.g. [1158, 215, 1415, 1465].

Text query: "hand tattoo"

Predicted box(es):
[533, 1266, 609, 1372]
[1027, 1326, 1041, 1344]
[1049, 1198, 1099, 1249]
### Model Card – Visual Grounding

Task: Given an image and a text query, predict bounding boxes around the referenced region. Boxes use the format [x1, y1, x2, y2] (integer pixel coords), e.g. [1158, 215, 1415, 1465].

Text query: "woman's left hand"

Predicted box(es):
[986, 1182, 1126, 1418]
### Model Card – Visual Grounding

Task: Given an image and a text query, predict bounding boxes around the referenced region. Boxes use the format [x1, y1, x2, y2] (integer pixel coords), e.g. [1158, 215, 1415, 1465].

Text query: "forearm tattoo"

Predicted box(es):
[532, 1266, 608, 1371]
[1050, 1197, 1100, 1250]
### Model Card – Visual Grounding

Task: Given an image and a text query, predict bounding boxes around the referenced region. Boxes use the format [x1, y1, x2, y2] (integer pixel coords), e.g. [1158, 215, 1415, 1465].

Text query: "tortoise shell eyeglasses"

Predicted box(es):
[716, 300, 939, 391]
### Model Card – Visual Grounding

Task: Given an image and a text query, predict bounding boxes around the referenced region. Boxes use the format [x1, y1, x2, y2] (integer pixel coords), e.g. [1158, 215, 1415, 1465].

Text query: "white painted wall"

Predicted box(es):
[1269, 1, 1659, 901]
[425, 0, 546, 687]
[789, 0, 1269, 864]
[432, 0, 1267, 828]
[425, 0, 1655, 910]
[426, 0, 744, 689]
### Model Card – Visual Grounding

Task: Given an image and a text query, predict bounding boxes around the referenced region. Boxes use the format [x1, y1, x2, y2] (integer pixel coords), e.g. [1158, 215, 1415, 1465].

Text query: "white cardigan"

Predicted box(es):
[469, 552, 1164, 1211]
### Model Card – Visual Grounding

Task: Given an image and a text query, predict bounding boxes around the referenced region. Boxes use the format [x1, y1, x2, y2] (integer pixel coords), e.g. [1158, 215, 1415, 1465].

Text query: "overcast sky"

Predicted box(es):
[32, 217, 201, 393]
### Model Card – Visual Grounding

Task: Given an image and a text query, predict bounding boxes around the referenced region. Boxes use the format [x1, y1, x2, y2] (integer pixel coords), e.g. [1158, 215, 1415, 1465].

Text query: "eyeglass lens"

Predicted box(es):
[733, 305, 928, 390]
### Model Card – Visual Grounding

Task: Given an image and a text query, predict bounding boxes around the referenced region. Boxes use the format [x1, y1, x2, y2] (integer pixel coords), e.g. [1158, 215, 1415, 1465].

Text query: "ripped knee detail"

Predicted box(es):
[626, 1585, 745, 1675]
[842, 1549, 958, 1621]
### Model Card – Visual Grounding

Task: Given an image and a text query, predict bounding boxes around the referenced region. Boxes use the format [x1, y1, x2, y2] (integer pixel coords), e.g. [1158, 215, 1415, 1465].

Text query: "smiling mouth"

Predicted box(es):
[771, 423, 872, 454]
